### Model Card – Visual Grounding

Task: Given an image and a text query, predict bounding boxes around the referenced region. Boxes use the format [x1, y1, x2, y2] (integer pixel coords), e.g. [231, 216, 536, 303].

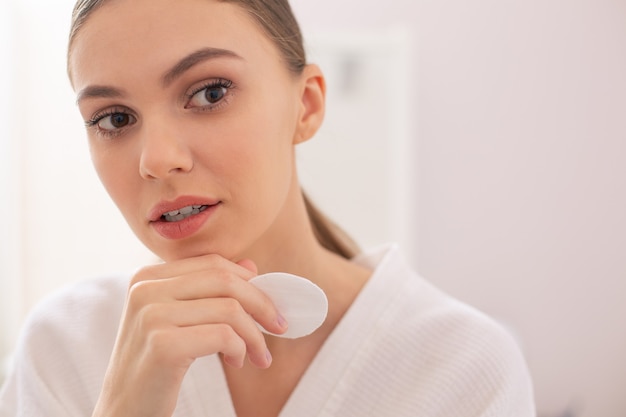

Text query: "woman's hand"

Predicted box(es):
[91, 254, 287, 417]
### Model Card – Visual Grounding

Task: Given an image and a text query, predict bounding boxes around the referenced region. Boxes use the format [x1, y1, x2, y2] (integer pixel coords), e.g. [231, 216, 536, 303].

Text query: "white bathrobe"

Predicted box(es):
[0, 244, 535, 416]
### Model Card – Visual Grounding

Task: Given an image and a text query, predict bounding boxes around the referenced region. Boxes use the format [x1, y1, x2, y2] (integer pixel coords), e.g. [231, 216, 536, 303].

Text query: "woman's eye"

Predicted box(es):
[189, 86, 226, 107]
[95, 112, 136, 131]
[186, 79, 233, 109]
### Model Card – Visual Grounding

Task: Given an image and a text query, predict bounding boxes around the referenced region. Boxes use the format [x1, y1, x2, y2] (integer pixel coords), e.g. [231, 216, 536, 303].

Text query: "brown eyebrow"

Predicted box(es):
[76, 47, 243, 105]
[76, 85, 125, 105]
[162, 47, 243, 86]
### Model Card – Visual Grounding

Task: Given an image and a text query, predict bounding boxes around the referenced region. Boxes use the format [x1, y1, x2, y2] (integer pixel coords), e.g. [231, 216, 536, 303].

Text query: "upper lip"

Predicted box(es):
[148, 196, 220, 222]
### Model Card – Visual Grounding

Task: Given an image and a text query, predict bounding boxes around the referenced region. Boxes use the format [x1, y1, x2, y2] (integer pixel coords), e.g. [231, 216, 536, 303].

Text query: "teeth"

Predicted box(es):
[162, 205, 209, 222]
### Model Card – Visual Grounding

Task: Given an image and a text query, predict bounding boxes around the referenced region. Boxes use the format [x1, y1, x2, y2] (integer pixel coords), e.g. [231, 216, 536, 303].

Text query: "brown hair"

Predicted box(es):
[67, 0, 361, 259]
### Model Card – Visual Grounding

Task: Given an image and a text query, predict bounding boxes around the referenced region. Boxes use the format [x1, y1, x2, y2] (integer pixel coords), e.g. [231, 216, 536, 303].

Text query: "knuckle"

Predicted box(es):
[258, 292, 276, 313]
[206, 253, 222, 262]
[127, 280, 153, 305]
[221, 298, 244, 316]
[129, 265, 158, 287]
[136, 303, 162, 331]
[249, 290, 276, 321]
[203, 253, 225, 266]
[146, 328, 174, 359]
[212, 270, 238, 293]
[214, 323, 240, 347]
[244, 330, 265, 352]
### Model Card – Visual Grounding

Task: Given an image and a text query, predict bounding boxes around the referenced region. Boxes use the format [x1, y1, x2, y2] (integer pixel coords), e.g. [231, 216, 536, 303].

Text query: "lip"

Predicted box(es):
[149, 195, 221, 240]
[149, 196, 220, 221]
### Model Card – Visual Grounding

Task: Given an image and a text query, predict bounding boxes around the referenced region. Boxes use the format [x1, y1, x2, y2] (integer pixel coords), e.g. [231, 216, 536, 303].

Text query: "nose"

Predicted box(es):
[138, 119, 194, 180]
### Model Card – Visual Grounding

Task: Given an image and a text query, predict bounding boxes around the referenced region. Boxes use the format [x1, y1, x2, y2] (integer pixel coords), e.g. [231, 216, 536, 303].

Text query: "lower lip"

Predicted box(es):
[150, 204, 219, 240]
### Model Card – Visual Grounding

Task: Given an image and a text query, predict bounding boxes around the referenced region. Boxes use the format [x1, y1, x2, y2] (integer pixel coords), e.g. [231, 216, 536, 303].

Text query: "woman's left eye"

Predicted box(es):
[186, 79, 233, 110]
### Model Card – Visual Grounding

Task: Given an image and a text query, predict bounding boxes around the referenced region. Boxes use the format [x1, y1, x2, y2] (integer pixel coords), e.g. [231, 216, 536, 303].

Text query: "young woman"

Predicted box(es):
[0, 0, 535, 416]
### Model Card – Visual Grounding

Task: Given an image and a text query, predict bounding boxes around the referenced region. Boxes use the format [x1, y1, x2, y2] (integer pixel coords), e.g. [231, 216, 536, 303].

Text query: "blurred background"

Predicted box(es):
[1, 0, 625, 416]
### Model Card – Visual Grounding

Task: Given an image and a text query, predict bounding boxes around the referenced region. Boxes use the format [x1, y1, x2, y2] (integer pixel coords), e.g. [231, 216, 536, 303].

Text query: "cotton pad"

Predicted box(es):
[249, 272, 328, 339]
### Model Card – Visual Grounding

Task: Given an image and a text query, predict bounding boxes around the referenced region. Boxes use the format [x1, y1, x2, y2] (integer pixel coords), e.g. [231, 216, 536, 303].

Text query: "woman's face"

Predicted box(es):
[70, 0, 317, 262]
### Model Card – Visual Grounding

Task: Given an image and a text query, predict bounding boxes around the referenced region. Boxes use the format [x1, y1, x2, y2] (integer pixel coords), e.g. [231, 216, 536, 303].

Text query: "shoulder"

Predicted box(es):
[21, 274, 128, 347]
[1, 274, 130, 416]
[357, 244, 526, 362]
[378, 264, 529, 381]
[15, 273, 129, 367]
[353, 244, 536, 415]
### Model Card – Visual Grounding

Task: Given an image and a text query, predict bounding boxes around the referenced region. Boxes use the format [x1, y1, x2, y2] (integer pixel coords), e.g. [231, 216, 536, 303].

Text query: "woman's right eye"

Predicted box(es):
[86, 110, 137, 134]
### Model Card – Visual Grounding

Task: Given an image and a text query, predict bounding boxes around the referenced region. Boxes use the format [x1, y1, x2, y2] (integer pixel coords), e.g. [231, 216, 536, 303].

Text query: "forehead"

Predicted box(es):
[69, 0, 279, 89]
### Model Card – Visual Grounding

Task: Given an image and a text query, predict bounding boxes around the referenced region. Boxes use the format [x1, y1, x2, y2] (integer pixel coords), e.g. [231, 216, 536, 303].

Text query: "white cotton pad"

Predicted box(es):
[249, 272, 328, 339]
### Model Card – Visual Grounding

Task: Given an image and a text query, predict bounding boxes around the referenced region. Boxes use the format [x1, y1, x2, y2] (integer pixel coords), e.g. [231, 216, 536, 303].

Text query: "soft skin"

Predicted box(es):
[71, 0, 317, 266]
[69, 1, 370, 416]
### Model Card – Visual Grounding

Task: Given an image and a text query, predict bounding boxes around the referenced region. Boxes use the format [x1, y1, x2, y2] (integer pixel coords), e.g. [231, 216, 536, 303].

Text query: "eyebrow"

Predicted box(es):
[162, 47, 243, 86]
[76, 85, 125, 105]
[76, 47, 243, 104]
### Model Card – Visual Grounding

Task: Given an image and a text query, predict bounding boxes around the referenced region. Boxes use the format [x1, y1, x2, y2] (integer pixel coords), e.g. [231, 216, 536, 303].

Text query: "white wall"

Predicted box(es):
[0, 0, 155, 376]
[0, 0, 22, 381]
[411, 3, 626, 417]
[1, 1, 625, 416]
[13, 0, 154, 309]
[298, 30, 415, 257]
[425, 4, 626, 417]
[292, 1, 626, 416]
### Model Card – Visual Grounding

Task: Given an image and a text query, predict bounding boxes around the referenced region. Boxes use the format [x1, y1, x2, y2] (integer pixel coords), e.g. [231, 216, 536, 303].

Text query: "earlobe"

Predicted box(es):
[294, 64, 326, 144]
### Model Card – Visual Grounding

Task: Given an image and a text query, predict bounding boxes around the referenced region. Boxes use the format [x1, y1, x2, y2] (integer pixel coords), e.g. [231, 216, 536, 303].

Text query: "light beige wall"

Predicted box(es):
[292, 1, 626, 416]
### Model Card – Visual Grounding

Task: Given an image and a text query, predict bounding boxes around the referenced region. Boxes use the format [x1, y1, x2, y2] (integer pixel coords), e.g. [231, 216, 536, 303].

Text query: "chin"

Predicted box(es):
[149, 239, 243, 263]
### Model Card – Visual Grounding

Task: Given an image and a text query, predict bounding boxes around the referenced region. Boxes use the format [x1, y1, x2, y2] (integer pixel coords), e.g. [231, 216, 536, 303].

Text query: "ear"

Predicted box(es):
[293, 64, 326, 145]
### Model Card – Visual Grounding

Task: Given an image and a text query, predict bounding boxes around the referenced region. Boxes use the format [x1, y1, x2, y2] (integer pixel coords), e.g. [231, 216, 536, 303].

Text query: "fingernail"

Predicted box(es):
[265, 349, 273, 365]
[277, 314, 288, 330]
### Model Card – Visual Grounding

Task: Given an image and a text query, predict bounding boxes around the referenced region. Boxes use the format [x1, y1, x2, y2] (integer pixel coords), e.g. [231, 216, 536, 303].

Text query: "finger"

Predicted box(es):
[139, 298, 272, 367]
[130, 253, 256, 286]
[146, 323, 249, 369]
[163, 270, 288, 335]
[126, 254, 259, 308]
[236, 258, 258, 275]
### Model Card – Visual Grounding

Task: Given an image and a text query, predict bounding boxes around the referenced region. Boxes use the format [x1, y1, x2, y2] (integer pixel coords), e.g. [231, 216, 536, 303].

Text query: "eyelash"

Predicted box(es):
[84, 78, 235, 139]
[85, 106, 135, 139]
[185, 78, 234, 111]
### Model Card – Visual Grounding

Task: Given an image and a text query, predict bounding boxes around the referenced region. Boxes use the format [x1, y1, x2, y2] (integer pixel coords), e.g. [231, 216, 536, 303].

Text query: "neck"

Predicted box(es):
[239, 180, 330, 279]
[237, 174, 372, 340]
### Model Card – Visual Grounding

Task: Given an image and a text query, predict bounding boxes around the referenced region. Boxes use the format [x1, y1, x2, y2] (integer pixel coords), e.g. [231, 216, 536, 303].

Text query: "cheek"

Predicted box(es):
[206, 101, 295, 173]
[90, 145, 138, 213]
[231, 119, 294, 178]
[200, 126, 293, 220]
